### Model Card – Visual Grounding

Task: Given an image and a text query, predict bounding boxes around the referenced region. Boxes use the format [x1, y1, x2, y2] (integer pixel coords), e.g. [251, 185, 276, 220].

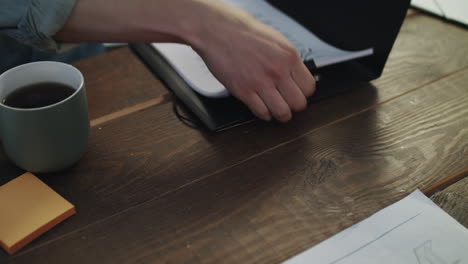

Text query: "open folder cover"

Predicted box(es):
[132, 0, 410, 131]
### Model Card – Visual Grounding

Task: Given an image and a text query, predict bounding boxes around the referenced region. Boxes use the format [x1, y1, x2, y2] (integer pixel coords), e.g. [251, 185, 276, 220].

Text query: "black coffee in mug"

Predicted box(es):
[3, 82, 75, 109]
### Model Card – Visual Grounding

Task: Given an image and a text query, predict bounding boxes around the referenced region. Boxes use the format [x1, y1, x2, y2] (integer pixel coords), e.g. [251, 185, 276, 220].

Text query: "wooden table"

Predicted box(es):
[1, 9, 467, 263]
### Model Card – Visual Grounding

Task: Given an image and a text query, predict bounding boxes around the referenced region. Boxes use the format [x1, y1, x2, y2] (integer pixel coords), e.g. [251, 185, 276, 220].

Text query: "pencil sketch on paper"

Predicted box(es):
[282, 190, 468, 264]
[414, 240, 461, 264]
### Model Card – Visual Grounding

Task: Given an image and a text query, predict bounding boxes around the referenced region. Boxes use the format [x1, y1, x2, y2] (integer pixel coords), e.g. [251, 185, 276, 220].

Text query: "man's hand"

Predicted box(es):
[55, 0, 316, 121]
[190, 1, 316, 122]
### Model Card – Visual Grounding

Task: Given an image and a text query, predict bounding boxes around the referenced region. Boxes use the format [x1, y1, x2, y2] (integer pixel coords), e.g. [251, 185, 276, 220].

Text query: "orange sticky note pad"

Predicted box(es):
[0, 172, 76, 254]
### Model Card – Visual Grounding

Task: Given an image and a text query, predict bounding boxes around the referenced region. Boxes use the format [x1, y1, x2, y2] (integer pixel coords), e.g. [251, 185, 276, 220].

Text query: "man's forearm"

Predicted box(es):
[54, 0, 214, 45]
[55, 0, 316, 122]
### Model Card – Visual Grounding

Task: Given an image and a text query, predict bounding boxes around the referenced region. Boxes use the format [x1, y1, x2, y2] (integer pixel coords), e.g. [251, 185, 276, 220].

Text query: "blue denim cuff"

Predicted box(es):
[2, 0, 76, 51]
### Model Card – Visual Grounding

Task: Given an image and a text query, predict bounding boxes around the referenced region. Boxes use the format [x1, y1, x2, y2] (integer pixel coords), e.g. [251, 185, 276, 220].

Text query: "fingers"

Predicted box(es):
[257, 85, 292, 122]
[234, 67, 311, 122]
[232, 63, 314, 122]
[276, 75, 308, 112]
[291, 61, 316, 97]
[259, 53, 314, 122]
[234, 91, 272, 121]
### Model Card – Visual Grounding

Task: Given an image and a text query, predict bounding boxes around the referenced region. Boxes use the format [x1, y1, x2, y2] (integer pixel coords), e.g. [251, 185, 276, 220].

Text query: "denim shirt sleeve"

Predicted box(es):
[0, 0, 76, 51]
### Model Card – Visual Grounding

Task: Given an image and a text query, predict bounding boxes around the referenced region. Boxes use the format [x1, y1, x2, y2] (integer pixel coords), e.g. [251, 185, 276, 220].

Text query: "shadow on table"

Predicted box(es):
[0, 147, 25, 185]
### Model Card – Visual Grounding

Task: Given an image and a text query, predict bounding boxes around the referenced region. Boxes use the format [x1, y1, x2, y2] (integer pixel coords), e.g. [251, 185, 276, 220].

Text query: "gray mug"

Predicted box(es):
[0, 61, 89, 173]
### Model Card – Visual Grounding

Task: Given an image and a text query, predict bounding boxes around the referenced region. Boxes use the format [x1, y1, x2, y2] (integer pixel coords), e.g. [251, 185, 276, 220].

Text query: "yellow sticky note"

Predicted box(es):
[0, 172, 75, 254]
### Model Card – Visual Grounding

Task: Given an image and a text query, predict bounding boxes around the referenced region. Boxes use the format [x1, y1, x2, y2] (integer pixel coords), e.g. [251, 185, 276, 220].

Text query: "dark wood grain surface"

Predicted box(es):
[74, 48, 170, 120]
[6, 63, 468, 264]
[1, 9, 467, 263]
[431, 177, 468, 228]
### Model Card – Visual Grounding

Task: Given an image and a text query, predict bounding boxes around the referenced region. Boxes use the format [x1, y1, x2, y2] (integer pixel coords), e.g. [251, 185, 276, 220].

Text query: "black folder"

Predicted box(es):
[131, 0, 410, 132]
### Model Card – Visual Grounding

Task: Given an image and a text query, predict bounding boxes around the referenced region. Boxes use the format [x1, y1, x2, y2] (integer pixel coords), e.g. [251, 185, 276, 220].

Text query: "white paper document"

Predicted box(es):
[283, 190, 468, 264]
[412, 0, 468, 26]
[151, 0, 373, 98]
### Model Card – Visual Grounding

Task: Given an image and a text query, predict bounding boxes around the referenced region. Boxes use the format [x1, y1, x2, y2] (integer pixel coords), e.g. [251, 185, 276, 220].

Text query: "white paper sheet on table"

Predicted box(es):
[283, 190, 468, 264]
[151, 0, 373, 98]
[412, 0, 468, 26]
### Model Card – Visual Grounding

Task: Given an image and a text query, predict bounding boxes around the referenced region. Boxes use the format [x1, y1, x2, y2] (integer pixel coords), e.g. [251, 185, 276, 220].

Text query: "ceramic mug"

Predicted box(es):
[0, 61, 89, 173]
